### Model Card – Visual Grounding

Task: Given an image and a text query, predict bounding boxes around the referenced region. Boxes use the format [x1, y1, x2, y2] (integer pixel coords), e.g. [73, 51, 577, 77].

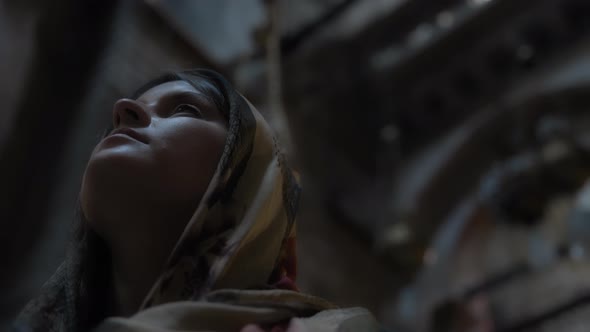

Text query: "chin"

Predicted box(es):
[89, 140, 156, 176]
[81, 152, 153, 226]
[92, 138, 152, 161]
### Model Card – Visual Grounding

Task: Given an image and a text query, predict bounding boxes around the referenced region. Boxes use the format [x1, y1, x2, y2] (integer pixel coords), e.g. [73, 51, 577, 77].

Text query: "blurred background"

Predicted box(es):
[3, 0, 590, 331]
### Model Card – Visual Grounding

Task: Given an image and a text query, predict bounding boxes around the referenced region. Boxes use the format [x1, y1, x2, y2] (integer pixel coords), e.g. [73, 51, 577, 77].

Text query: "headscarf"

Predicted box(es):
[14, 69, 379, 332]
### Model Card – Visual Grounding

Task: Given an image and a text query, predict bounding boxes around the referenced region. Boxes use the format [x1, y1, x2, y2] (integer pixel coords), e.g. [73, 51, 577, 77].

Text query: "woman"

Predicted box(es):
[14, 69, 380, 332]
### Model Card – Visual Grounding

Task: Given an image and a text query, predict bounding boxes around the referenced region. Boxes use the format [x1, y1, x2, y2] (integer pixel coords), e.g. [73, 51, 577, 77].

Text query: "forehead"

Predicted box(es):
[136, 80, 199, 104]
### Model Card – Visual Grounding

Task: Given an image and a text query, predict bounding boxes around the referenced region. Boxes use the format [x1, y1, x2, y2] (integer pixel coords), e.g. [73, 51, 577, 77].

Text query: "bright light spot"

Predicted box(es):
[468, 0, 493, 6]
[384, 223, 412, 245]
[408, 23, 435, 47]
[436, 11, 455, 29]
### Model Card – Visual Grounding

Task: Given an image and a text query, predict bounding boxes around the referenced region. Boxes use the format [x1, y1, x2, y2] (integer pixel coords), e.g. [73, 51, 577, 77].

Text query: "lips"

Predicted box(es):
[109, 128, 149, 144]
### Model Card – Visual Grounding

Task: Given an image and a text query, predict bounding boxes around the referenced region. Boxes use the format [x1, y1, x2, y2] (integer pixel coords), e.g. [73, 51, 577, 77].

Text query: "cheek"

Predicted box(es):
[158, 123, 227, 201]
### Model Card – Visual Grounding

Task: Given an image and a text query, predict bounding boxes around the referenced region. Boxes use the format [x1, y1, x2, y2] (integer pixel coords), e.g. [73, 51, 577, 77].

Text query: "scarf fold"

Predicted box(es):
[94, 290, 378, 332]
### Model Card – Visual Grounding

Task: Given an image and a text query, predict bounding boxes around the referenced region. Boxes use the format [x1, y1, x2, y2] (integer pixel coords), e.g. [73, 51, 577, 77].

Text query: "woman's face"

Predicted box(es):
[81, 80, 227, 247]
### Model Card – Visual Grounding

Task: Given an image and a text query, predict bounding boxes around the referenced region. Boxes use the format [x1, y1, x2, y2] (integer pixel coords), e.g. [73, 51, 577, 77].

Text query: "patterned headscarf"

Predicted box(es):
[14, 69, 378, 332]
[136, 69, 301, 305]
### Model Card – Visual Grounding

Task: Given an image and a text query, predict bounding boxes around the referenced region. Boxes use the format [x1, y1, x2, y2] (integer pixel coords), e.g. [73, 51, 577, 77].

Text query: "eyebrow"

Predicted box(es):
[143, 90, 218, 117]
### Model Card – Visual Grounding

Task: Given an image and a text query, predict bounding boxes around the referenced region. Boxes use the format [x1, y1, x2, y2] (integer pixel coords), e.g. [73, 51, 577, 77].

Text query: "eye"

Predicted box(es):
[173, 104, 203, 118]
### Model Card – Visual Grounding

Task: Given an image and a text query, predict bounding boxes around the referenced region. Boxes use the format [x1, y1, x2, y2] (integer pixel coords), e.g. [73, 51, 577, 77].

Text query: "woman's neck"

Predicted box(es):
[107, 240, 169, 317]
[95, 208, 188, 317]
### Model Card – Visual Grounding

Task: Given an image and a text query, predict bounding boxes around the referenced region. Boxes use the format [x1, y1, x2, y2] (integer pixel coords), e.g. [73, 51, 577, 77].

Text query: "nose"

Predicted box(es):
[112, 98, 151, 128]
